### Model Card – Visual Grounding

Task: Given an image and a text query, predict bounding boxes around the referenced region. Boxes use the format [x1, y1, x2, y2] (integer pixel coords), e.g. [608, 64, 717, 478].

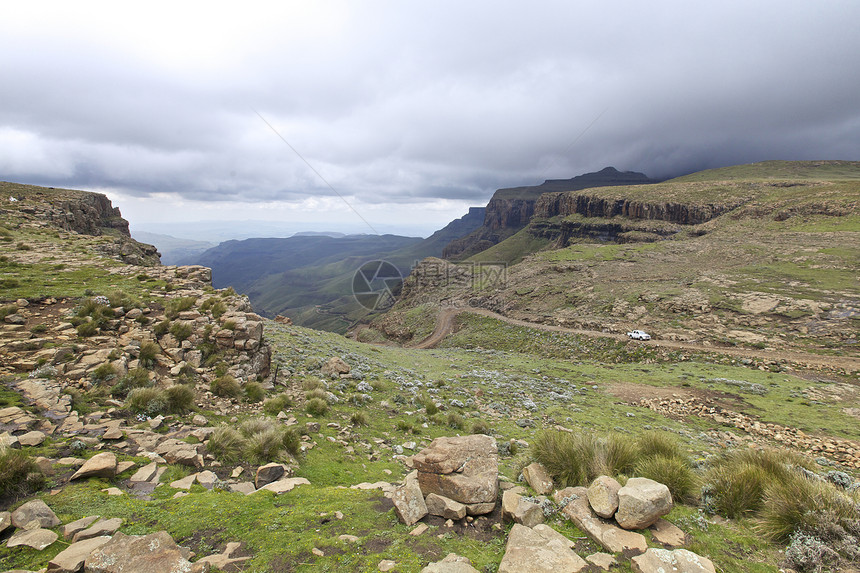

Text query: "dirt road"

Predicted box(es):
[413, 307, 860, 373]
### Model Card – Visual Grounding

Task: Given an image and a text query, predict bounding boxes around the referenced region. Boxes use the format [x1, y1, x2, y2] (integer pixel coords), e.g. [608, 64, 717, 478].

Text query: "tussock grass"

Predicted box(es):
[164, 296, 197, 319]
[0, 447, 44, 497]
[206, 426, 245, 463]
[207, 418, 302, 465]
[111, 368, 151, 398]
[262, 393, 292, 415]
[350, 411, 369, 426]
[305, 398, 328, 417]
[533, 430, 602, 487]
[138, 341, 161, 368]
[164, 384, 195, 413]
[635, 454, 699, 503]
[211, 375, 241, 398]
[304, 388, 328, 402]
[244, 381, 265, 403]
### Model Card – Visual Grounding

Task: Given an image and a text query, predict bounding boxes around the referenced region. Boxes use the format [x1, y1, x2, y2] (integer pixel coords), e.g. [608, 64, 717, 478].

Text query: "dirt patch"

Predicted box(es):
[607, 381, 754, 411]
[372, 495, 394, 513]
[177, 527, 225, 557]
[362, 536, 393, 554]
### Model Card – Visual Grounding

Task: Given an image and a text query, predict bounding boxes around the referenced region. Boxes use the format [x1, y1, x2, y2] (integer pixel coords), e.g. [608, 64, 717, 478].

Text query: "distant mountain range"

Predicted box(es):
[186, 207, 486, 332]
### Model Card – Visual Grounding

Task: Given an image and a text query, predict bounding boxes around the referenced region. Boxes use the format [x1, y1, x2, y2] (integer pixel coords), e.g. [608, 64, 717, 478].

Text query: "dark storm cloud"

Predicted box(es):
[1, 0, 859, 213]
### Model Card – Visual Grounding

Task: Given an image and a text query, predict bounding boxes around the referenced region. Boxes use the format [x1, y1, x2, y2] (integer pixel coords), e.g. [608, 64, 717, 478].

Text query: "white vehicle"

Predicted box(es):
[627, 330, 651, 340]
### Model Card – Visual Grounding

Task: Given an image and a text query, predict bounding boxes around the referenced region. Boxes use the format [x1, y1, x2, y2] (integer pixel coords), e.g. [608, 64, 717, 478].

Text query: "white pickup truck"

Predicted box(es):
[627, 330, 651, 340]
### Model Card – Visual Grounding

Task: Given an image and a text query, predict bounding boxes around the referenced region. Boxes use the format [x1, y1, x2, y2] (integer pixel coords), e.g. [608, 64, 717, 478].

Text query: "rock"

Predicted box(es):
[586, 552, 617, 570]
[129, 462, 159, 483]
[465, 502, 497, 516]
[229, 482, 257, 495]
[587, 475, 621, 519]
[555, 487, 647, 555]
[410, 523, 429, 536]
[47, 536, 112, 572]
[7, 527, 59, 550]
[1, 432, 20, 449]
[18, 430, 47, 446]
[192, 414, 208, 426]
[650, 518, 687, 547]
[392, 471, 428, 526]
[115, 461, 136, 474]
[498, 523, 587, 572]
[170, 474, 197, 490]
[501, 490, 544, 527]
[425, 493, 466, 520]
[321, 357, 350, 377]
[631, 548, 716, 573]
[85, 531, 206, 573]
[255, 463, 289, 489]
[414, 435, 498, 505]
[616, 478, 673, 530]
[258, 477, 310, 494]
[196, 470, 218, 489]
[522, 462, 554, 495]
[196, 541, 251, 570]
[339, 534, 360, 543]
[421, 553, 481, 573]
[0, 511, 12, 534]
[63, 515, 100, 540]
[73, 517, 123, 542]
[11, 499, 61, 528]
[101, 487, 124, 496]
[70, 452, 117, 480]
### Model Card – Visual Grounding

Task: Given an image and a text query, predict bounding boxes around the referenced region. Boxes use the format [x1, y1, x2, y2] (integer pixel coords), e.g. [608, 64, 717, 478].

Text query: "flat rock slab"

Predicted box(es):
[7, 527, 58, 550]
[631, 548, 716, 573]
[11, 499, 61, 528]
[47, 535, 111, 573]
[71, 452, 117, 480]
[586, 552, 618, 571]
[84, 531, 201, 573]
[129, 462, 159, 483]
[522, 462, 554, 495]
[0, 511, 11, 534]
[420, 552, 481, 573]
[63, 515, 100, 540]
[18, 430, 47, 446]
[498, 523, 587, 572]
[170, 474, 197, 490]
[392, 471, 428, 526]
[73, 517, 123, 542]
[650, 518, 688, 547]
[258, 477, 310, 494]
[229, 482, 257, 495]
[556, 487, 647, 555]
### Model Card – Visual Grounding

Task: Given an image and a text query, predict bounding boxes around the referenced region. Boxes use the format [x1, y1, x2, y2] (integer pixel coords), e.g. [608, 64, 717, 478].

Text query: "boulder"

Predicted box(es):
[555, 487, 647, 555]
[70, 452, 117, 480]
[7, 527, 58, 550]
[47, 536, 111, 573]
[195, 470, 219, 489]
[255, 463, 288, 489]
[11, 499, 61, 528]
[522, 462, 554, 495]
[587, 475, 621, 519]
[501, 490, 544, 527]
[0, 511, 11, 534]
[129, 462, 159, 483]
[63, 515, 101, 540]
[321, 357, 350, 377]
[414, 435, 498, 505]
[392, 471, 428, 526]
[650, 518, 687, 547]
[498, 523, 587, 572]
[631, 548, 716, 573]
[586, 553, 618, 571]
[84, 531, 208, 573]
[420, 553, 481, 573]
[18, 430, 47, 446]
[257, 477, 310, 494]
[73, 517, 123, 542]
[425, 493, 466, 520]
[616, 478, 673, 530]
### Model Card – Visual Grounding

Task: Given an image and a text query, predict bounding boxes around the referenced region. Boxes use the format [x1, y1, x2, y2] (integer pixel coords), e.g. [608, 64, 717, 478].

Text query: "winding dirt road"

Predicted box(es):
[414, 307, 860, 373]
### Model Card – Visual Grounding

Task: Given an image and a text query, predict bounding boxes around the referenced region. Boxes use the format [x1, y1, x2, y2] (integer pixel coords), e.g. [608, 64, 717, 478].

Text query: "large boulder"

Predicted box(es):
[522, 462, 554, 495]
[392, 471, 428, 526]
[47, 536, 111, 573]
[84, 531, 208, 573]
[70, 452, 117, 480]
[631, 548, 716, 573]
[414, 435, 498, 505]
[498, 524, 587, 572]
[616, 478, 673, 530]
[587, 475, 621, 519]
[11, 499, 61, 529]
[555, 487, 647, 555]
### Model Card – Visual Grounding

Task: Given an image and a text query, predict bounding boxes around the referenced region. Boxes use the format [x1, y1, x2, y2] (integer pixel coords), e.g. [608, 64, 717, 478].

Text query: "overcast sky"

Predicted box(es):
[2, 1, 859, 239]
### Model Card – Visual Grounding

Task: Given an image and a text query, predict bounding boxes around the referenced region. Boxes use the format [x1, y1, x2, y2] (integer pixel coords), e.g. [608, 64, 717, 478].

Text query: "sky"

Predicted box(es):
[2, 1, 859, 240]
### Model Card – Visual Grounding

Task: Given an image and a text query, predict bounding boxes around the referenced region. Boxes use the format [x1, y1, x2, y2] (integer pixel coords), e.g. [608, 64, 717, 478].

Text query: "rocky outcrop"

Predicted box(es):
[414, 434, 499, 507]
[443, 167, 653, 259]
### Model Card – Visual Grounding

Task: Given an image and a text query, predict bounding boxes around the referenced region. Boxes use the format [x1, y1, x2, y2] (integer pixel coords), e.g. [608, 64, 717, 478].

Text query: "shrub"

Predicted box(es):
[175, 363, 198, 385]
[91, 363, 117, 384]
[165, 296, 197, 319]
[169, 321, 193, 342]
[211, 375, 242, 398]
[200, 297, 227, 319]
[305, 388, 328, 402]
[281, 427, 302, 457]
[301, 378, 322, 391]
[207, 426, 245, 463]
[396, 419, 413, 433]
[153, 320, 171, 337]
[30, 323, 48, 334]
[138, 341, 161, 368]
[164, 384, 195, 413]
[263, 393, 292, 416]
[784, 531, 839, 572]
[244, 381, 265, 403]
[446, 412, 465, 430]
[635, 454, 699, 503]
[351, 411, 369, 426]
[0, 448, 44, 497]
[305, 397, 329, 417]
[127, 387, 168, 416]
[471, 420, 490, 435]
[533, 430, 603, 487]
[76, 321, 99, 337]
[112, 368, 151, 398]
[424, 400, 439, 416]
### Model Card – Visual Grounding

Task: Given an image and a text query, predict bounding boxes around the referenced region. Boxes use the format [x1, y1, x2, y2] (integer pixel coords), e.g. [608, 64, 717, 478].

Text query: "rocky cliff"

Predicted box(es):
[442, 167, 654, 260]
[1, 181, 160, 265]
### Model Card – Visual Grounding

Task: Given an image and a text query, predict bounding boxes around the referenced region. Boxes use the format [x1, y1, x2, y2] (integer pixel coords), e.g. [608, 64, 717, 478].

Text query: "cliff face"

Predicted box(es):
[442, 167, 654, 260]
[533, 192, 740, 225]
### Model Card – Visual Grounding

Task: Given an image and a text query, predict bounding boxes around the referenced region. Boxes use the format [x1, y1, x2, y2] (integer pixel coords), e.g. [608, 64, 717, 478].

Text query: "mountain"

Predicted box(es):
[367, 160, 860, 358]
[442, 167, 655, 260]
[133, 231, 216, 265]
[186, 207, 487, 333]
